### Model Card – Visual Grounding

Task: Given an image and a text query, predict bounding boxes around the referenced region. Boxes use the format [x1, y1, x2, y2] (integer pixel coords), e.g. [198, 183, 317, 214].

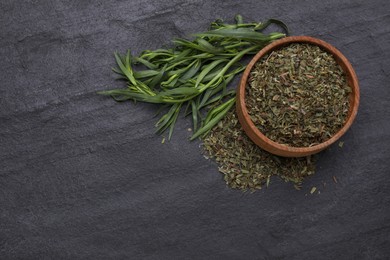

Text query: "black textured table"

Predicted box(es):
[1, 0, 389, 259]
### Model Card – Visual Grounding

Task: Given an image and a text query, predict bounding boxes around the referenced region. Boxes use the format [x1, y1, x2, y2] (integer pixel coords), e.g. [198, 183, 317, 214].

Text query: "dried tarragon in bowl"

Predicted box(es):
[246, 43, 351, 147]
[202, 109, 315, 191]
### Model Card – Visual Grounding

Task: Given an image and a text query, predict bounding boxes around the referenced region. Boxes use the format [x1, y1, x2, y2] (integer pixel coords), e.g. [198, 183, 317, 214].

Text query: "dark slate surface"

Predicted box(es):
[1, 0, 389, 259]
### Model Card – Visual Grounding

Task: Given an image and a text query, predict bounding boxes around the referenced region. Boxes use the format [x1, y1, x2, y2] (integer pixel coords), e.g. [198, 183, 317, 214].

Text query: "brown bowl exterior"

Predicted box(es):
[236, 36, 360, 157]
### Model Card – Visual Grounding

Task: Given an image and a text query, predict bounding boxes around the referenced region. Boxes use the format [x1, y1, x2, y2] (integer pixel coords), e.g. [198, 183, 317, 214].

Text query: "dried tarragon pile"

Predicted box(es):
[203, 109, 316, 191]
[247, 43, 351, 147]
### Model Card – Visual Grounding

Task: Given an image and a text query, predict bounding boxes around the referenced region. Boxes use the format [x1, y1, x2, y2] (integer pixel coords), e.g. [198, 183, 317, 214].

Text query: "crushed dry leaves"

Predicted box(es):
[202, 109, 316, 191]
[246, 43, 351, 147]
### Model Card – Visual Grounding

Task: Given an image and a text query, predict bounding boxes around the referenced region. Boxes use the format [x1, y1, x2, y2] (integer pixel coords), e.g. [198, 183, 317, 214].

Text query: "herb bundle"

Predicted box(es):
[247, 43, 351, 147]
[203, 109, 316, 191]
[99, 15, 288, 139]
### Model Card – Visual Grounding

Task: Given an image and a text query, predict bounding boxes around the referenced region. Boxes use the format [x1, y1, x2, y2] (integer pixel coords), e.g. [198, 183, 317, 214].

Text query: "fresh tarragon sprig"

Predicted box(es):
[98, 15, 288, 140]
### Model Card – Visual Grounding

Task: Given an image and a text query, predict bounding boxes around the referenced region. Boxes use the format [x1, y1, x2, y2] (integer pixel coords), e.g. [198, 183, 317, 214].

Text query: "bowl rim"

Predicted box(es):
[236, 36, 360, 156]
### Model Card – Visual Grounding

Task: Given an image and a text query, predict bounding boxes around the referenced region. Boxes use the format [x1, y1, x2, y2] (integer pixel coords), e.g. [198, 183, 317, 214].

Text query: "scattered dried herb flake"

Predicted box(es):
[202, 109, 316, 191]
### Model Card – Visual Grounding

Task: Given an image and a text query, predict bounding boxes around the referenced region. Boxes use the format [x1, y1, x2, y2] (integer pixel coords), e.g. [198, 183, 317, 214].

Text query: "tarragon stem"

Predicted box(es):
[98, 15, 289, 140]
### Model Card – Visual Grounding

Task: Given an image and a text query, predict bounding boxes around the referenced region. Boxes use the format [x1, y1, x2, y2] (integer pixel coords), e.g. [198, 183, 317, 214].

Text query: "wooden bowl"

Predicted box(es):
[236, 36, 360, 157]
